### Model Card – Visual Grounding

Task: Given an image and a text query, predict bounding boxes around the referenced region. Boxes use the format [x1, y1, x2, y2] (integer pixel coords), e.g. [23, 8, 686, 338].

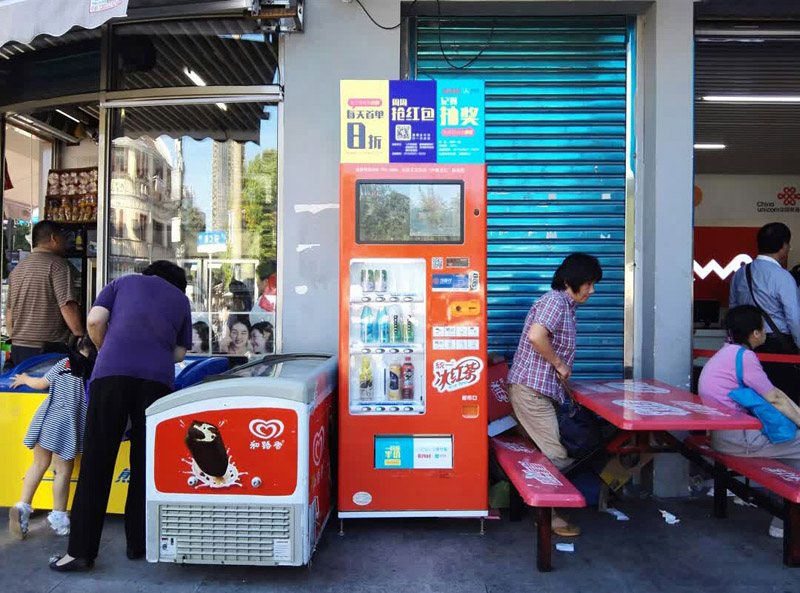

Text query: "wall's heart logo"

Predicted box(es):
[249, 419, 285, 440]
[312, 427, 325, 467]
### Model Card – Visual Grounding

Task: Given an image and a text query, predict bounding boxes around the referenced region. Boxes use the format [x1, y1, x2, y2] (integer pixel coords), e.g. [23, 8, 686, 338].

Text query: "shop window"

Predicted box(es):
[110, 18, 279, 91]
[1, 124, 53, 332]
[113, 148, 128, 174]
[132, 213, 149, 242]
[108, 103, 278, 357]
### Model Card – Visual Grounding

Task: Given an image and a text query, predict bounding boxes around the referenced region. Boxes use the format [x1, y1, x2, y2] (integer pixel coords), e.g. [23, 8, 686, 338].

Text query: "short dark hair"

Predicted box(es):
[227, 314, 251, 333]
[32, 221, 63, 248]
[257, 261, 276, 281]
[725, 305, 764, 345]
[551, 253, 603, 292]
[757, 222, 791, 254]
[142, 260, 188, 292]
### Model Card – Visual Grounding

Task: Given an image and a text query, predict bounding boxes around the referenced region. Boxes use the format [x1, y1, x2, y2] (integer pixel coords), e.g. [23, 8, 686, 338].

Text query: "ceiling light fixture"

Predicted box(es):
[55, 109, 80, 123]
[694, 143, 726, 150]
[703, 95, 800, 103]
[183, 67, 207, 87]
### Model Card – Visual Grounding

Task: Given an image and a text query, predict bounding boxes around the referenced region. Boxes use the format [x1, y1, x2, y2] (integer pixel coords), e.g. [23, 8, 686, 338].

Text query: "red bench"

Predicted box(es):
[684, 435, 800, 566]
[490, 434, 586, 572]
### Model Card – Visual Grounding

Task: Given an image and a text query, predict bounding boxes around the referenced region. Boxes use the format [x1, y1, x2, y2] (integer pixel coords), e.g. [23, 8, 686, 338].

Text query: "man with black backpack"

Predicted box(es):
[729, 222, 800, 402]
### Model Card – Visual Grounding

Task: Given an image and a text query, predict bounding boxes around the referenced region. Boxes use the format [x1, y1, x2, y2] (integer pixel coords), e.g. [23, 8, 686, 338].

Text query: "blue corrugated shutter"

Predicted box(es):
[414, 16, 628, 379]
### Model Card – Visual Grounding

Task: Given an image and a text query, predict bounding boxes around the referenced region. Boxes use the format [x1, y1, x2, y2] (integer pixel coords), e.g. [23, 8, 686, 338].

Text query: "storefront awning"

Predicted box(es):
[0, 0, 128, 47]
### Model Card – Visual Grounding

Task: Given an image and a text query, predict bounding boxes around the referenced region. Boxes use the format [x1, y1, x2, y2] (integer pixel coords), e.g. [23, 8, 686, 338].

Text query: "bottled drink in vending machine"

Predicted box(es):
[360, 306, 374, 343]
[359, 357, 373, 401]
[405, 313, 416, 343]
[389, 305, 404, 343]
[360, 269, 375, 293]
[376, 307, 390, 343]
[375, 269, 387, 293]
[388, 362, 401, 401]
[401, 357, 414, 400]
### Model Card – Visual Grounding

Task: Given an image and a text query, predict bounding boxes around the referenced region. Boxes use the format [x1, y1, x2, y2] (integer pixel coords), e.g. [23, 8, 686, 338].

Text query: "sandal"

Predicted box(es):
[48, 555, 94, 572]
[552, 514, 581, 537]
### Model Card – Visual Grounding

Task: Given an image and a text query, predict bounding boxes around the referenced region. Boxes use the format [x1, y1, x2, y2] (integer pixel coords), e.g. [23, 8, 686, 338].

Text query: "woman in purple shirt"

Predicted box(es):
[50, 261, 192, 572]
[699, 305, 800, 539]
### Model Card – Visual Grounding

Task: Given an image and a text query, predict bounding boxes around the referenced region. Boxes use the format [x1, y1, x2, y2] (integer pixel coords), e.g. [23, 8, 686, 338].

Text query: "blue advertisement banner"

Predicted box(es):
[436, 80, 486, 164]
[388, 80, 437, 163]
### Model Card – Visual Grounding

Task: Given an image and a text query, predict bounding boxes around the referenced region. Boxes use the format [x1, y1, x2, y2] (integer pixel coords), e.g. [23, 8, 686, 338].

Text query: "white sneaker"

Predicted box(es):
[9, 503, 32, 539]
[47, 511, 70, 536]
[769, 517, 784, 539]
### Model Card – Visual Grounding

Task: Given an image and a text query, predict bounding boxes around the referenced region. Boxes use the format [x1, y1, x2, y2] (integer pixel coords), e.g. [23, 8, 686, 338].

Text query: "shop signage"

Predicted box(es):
[340, 80, 390, 163]
[436, 80, 485, 164]
[388, 80, 437, 162]
[197, 231, 227, 254]
[341, 80, 485, 165]
[756, 186, 800, 214]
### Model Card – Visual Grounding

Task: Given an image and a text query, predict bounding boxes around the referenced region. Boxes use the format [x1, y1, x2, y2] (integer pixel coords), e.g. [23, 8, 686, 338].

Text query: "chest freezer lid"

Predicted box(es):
[146, 353, 337, 415]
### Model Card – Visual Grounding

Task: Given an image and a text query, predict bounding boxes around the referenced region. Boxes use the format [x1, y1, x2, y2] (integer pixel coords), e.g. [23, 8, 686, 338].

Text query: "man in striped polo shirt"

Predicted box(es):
[6, 221, 84, 365]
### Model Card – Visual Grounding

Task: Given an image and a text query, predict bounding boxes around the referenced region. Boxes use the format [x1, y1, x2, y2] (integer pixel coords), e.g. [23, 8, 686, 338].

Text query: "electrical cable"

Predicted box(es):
[435, 0, 494, 70]
[352, 0, 494, 71]
[354, 0, 419, 31]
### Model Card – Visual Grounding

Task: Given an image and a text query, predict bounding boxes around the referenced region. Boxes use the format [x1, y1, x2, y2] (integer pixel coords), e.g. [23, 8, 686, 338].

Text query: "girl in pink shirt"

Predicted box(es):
[698, 305, 800, 538]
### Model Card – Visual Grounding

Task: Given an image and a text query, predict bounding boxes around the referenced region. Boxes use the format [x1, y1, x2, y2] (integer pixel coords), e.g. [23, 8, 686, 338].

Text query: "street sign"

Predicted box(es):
[197, 231, 227, 254]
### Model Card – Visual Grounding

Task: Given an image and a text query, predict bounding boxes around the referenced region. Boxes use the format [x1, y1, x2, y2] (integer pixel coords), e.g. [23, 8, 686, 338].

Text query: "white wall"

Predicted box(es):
[695, 175, 800, 265]
[62, 139, 99, 169]
[281, 1, 400, 354]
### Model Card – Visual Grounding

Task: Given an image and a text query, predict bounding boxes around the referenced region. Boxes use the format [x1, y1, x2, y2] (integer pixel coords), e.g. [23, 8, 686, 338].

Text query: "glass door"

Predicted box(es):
[348, 258, 426, 415]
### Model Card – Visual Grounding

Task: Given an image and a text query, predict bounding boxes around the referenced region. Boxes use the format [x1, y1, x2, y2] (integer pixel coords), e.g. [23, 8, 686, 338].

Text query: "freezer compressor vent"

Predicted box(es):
[159, 504, 294, 565]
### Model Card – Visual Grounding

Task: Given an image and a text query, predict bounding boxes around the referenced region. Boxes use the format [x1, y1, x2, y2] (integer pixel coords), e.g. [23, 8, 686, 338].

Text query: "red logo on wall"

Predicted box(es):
[778, 187, 798, 206]
[154, 407, 299, 496]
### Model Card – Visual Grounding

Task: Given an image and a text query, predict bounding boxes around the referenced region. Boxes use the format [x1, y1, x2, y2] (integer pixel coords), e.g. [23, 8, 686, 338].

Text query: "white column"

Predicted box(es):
[636, 0, 695, 389]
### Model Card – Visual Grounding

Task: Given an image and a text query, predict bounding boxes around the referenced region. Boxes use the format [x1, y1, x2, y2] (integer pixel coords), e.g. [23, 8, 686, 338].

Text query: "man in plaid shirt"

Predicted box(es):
[507, 253, 603, 536]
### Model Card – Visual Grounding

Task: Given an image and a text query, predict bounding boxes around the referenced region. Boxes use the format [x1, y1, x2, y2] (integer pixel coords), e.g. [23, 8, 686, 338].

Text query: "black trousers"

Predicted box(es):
[68, 376, 171, 560]
[756, 336, 800, 404]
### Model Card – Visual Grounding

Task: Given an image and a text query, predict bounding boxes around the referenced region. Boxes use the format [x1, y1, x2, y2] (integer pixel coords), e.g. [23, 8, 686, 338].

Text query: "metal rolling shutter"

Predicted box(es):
[414, 16, 628, 379]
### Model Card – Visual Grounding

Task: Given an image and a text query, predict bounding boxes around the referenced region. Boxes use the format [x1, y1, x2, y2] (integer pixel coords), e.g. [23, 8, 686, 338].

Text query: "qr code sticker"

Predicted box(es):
[395, 125, 412, 141]
[432, 257, 444, 270]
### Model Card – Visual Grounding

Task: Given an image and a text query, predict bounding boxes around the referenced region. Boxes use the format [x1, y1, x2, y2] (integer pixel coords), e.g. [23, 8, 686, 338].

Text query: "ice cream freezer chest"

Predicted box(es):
[145, 353, 337, 567]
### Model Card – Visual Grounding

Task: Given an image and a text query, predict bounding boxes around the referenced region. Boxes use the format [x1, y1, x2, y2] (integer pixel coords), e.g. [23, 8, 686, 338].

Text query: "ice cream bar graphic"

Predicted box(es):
[185, 421, 228, 478]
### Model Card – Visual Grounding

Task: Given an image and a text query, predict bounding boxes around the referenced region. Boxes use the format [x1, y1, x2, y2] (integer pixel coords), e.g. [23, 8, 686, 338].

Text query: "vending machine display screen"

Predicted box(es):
[356, 181, 464, 244]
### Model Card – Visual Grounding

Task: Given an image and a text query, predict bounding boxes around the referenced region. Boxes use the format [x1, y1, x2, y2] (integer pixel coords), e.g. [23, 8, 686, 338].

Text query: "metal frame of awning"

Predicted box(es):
[0, 0, 129, 48]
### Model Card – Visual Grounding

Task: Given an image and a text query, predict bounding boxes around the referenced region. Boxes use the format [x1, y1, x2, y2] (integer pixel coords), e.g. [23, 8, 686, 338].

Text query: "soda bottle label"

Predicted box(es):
[401, 365, 414, 400]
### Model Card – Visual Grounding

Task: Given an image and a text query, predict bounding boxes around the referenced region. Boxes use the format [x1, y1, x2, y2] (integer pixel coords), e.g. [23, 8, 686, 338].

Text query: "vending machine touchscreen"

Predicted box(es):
[338, 164, 487, 518]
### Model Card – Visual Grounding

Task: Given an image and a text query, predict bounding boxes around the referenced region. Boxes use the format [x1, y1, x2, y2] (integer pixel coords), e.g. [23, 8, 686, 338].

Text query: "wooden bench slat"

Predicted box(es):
[685, 435, 800, 504]
[491, 435, 586, 508]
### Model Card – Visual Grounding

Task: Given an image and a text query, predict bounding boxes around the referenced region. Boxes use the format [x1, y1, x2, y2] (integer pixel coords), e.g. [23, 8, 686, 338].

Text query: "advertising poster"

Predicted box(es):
[388, 80, 437, 162]
[340, 80, 389, 163]
[153, 408, 299, 496]
[436, 80, 485, 163]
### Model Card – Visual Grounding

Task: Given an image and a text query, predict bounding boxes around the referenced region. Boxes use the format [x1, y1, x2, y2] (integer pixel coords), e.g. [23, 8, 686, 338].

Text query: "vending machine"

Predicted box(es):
[338, 163, 488, 518]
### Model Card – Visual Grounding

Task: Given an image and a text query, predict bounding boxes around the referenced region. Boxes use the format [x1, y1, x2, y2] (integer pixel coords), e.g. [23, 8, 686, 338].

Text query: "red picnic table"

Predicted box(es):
[568, 379, 761, 454]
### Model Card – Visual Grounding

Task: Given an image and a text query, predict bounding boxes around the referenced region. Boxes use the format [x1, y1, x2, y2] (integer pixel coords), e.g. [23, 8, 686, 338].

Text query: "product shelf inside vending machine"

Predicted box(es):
[349, 258, 427, 417]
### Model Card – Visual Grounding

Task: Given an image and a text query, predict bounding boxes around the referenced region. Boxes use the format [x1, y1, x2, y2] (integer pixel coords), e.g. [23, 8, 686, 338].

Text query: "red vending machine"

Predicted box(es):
[337, 163, 488, 518]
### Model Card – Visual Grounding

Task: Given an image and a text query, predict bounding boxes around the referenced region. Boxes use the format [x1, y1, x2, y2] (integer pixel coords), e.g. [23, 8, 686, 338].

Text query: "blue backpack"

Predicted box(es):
[728, 347, 797, 444]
